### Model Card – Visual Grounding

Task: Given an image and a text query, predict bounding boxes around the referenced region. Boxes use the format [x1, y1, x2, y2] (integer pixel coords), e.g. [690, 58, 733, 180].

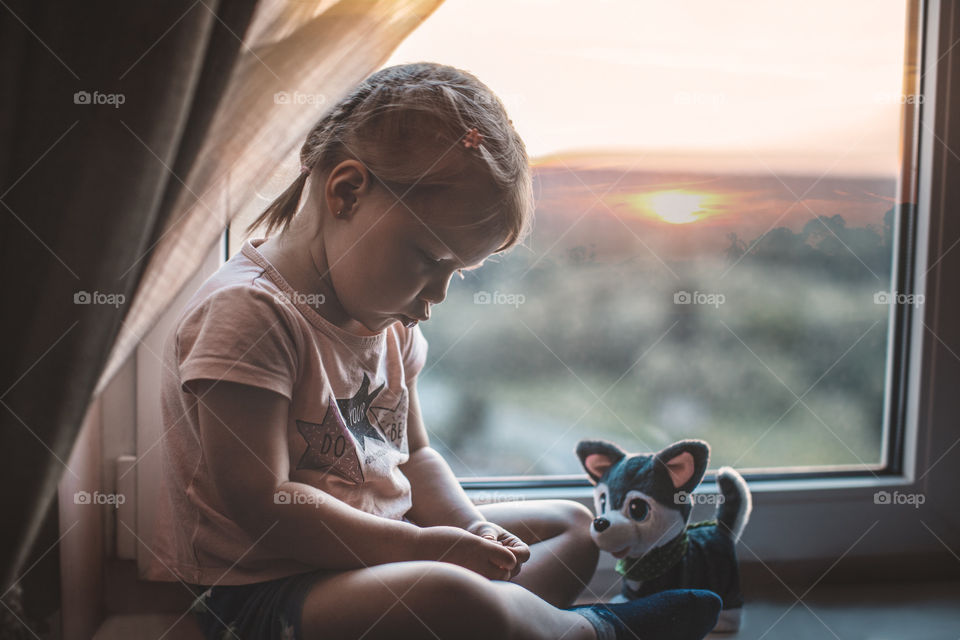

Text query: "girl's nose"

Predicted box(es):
[420, 273, 452, 305]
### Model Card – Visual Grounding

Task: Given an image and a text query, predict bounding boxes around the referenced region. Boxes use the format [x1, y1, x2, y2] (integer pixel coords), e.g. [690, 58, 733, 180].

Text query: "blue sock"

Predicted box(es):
[567, 589, 722, 640]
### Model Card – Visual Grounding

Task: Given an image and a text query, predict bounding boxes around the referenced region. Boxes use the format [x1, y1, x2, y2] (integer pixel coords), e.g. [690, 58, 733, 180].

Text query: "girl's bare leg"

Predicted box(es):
[299, 560, 596, 640]
[476, 499, 601, 608]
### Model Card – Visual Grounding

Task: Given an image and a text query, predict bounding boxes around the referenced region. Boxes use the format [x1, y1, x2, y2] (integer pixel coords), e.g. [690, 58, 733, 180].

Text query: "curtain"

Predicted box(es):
[95, 0, 446, 396]
[0, 0, 442, 619]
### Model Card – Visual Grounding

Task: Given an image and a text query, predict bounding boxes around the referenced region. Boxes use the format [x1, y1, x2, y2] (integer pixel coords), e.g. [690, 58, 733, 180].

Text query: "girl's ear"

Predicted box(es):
[655, 440, 710, 492]
[576, 440, 628, 485]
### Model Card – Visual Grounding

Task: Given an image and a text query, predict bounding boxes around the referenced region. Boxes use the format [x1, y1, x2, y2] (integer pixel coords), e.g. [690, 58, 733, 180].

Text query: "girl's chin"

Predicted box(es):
[341, 315, 389, 336]
[368, 314, 408, 331]
[352, 313, 414, 333]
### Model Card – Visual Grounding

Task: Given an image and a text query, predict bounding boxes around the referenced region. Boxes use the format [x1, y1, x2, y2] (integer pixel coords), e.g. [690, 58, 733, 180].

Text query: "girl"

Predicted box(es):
[153, 62, 721, 640]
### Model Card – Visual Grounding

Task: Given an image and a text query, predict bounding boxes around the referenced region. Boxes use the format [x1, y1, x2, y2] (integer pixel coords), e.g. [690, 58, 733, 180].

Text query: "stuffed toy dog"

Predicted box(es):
[576, 438, 751, 633]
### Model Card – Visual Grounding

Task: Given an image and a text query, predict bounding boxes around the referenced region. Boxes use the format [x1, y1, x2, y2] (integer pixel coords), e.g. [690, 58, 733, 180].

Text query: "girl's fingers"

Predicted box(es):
[492, 544, 517, 569]
[471, 523, 500, 540]
[488, 557, 511, 576]
[501, 536, 531, 563]
[473, 524, 528, 568]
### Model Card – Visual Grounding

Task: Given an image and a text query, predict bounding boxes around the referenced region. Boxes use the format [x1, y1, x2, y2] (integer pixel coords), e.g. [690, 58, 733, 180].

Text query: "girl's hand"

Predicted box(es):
[414, 525, 522, 581]
[464, 520, 531, 580]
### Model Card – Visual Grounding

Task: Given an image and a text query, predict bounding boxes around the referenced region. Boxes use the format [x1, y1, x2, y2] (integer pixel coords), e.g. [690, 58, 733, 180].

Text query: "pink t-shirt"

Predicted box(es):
[145, 237, 429, 585]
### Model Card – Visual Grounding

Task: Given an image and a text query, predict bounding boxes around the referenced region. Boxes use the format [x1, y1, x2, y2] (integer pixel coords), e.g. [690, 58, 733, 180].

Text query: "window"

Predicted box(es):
[215, 0, 960, 570]
[382, 0, 922, 481]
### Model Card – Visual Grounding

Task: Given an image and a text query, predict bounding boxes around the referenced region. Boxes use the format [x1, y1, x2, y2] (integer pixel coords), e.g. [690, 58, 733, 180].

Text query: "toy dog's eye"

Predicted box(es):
[599, 493, 606, 513]
[628, 498, 650, 521]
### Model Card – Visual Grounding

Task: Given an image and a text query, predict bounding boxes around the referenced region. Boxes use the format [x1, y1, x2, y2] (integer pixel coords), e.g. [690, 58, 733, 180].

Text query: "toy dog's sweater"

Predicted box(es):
[619, 521, 744, 610]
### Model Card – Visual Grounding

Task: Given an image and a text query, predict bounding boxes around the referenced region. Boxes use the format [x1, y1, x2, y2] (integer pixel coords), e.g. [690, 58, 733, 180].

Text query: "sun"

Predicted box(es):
[612, 188, 724, 224]
[646, 190, 706, 224]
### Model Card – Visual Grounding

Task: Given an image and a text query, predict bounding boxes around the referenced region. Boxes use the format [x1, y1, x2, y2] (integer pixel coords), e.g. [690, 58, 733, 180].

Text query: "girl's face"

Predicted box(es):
[320, 162, 508, 335]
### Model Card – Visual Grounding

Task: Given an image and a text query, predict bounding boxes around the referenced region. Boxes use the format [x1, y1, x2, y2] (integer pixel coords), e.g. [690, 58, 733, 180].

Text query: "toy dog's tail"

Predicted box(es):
[716, 466, 752, 542]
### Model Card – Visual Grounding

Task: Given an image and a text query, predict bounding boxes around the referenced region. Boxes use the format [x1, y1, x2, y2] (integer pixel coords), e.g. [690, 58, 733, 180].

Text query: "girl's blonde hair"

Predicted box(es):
[247, 62, 535, 254]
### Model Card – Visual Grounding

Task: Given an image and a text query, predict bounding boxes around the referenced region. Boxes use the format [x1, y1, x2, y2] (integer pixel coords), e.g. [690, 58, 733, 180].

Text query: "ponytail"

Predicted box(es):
[245, 170, 309, 237]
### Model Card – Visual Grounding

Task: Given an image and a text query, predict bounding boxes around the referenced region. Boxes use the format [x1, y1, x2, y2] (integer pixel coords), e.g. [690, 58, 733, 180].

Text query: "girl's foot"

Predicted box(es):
[567, 589, 722, 640]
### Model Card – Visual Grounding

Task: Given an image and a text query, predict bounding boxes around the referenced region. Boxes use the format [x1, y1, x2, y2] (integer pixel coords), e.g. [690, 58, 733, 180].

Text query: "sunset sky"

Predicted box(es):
[527, 166, 897, 257]
[384, 0, 912, 177]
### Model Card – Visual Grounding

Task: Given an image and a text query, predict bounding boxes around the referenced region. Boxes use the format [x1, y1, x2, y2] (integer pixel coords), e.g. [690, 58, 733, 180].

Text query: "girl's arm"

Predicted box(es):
[193, 378, 425, 570]
[399, 379, 487, 531]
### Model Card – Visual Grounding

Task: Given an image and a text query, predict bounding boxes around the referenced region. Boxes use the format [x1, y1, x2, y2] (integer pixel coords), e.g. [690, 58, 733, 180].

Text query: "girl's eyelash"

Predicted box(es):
[420, 249, 441, 264]
[420, 248, 465, 279]
[420, 250, 465, 280]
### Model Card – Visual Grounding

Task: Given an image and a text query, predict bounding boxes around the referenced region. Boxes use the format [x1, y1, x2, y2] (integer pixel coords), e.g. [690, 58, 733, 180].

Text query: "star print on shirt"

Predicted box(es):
[369, 387, 409, 450]
[337, 373, 386, 452]
[294, 373, 387, 484]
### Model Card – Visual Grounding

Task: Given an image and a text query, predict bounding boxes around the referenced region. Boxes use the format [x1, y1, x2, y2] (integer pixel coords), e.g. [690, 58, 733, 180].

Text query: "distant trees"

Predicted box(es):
[724, 205, 905, 281]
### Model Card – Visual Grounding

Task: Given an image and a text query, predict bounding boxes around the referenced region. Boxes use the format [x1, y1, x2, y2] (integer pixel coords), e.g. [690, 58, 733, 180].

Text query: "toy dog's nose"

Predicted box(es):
[593, 517, 610, 532]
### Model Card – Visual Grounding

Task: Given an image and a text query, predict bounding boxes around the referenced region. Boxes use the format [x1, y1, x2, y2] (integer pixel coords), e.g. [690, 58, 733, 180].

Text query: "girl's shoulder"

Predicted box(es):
[175, 264, 303, 350]
[180, 243, 296, 316]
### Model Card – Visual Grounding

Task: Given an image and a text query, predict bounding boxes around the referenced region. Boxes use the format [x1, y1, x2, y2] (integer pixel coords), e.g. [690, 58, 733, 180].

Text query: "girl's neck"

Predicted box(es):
[257, 230, 376, 336]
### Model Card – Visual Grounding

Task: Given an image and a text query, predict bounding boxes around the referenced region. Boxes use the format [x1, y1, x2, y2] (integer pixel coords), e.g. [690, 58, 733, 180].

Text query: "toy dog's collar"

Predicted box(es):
[614, 520, 717, 583]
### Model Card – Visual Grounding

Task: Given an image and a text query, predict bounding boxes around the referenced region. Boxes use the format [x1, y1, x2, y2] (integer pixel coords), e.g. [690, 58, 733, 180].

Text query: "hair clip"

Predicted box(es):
[462, 127, 483, 149]
[300, 164, 311, 176]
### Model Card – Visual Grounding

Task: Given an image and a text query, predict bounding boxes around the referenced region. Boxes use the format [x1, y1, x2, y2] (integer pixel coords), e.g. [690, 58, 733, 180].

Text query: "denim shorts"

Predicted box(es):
[187, 570, 326, 640]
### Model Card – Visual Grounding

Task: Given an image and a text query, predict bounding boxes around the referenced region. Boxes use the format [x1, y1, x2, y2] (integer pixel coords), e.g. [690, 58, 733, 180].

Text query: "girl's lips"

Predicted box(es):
[397, 314, 418, 328]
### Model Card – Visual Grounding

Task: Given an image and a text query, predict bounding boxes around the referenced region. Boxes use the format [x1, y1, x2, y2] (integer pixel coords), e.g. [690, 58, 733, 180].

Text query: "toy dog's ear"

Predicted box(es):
[654, 440, 710, 493]
[576, 440, 627, 485]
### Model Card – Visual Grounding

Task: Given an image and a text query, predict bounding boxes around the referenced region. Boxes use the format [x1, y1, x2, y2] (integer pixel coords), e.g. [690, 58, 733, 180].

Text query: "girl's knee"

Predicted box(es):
[549, 499, 596, 537]
[565, 500, 596, 528]
[557, 502, 600, 561]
